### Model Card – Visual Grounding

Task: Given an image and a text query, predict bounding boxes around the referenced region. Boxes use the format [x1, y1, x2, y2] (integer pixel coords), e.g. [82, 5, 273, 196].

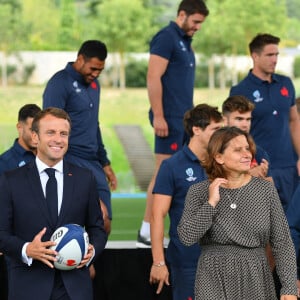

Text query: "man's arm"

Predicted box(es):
[147, 54, 169, 137]
[289, 105, 300, 175]
[42, 74, 68, 109]
[149, 193, 171, 294]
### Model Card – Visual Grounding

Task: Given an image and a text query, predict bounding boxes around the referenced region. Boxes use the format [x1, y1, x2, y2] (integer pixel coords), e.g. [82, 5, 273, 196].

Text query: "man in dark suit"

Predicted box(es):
[0, 107, 107, 300]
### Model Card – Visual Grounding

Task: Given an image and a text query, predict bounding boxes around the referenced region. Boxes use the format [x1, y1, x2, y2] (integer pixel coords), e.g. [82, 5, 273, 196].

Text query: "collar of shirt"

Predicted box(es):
[183, 144, 200, 162]
[248, 69, 279, 84]
[65, 62, 95, 87]
[169, 21, 192, 41]
[35, 156, 63, 175]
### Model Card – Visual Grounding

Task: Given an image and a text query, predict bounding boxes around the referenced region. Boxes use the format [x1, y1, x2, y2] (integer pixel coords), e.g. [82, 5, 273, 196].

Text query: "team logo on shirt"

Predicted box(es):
[18, 161, 26, 167]
[186, 168, 197, 182]
[280, 86, 289, 97]
[90, 81, 97, 89]
[252, 90, 263, 102]
[170, 143, 178, 151]
[179, 41, 187, 52]
[72, 81, 81, 93]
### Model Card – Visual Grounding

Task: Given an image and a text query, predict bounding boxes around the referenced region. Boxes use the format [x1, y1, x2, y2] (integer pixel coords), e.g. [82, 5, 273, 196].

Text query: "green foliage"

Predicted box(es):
[0, 0, 30, 52]
[0, 0, 299, 54]
[286, 18, 300, 46]
[195, 59, 233, 88]
[125, 59, 148, 87]
[293, 56, 300, 78]
[85, 0, 156, 53]
[193, 0, 288, 55]
[286, 0, 300, 19]
[20, 0, 61, 50]
[58, 0, 80, 50]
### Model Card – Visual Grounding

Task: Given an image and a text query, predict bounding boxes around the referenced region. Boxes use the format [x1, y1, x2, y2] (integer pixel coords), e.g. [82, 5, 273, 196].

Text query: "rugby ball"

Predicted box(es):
[50, 224, 89, 271]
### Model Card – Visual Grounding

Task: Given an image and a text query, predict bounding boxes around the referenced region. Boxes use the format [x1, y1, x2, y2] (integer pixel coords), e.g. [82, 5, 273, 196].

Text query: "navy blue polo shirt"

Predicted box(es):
[0, 139, 35, 175]
[43, 63, 110, 166]
[149, 21, 195, 121]
[255, 145, 272, 177]
[230, 71, 297, 168]
[153, 145, 206, 267]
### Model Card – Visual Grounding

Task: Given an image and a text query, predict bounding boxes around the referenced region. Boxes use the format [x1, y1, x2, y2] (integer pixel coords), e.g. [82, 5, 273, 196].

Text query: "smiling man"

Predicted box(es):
[43, 40, 116, 237]
[137, 0, 209, 248]
[0, 107, 107, 300]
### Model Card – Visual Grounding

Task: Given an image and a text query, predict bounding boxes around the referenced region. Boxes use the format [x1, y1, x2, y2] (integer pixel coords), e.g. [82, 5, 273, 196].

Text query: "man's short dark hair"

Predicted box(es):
[177, 0, 209, 17]
[78, 40, 107, 61]
[249, 33, 280, 54]
[222, 95, 255, 116]
[32, 107, 71, 134]
[18, 104, 41, 122]
[183, 103, 222, 137]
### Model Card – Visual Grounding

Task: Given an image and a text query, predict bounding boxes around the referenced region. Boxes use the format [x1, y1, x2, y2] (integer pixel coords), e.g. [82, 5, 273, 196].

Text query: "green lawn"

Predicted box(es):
[109, 196, 170, 241]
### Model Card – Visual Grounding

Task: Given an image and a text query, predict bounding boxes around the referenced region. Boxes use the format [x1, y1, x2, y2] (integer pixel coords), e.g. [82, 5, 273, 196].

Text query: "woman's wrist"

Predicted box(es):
[152, 260, 166, 267]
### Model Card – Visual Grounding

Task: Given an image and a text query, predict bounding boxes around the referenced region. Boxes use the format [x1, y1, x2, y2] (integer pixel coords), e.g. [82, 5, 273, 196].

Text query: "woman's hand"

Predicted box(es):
[208, 178, 228, 208]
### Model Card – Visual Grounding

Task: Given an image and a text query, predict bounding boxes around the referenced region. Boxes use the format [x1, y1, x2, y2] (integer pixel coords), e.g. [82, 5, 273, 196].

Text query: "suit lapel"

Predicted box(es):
[26, 161, 54, 227]
[57, 161, 74, 225]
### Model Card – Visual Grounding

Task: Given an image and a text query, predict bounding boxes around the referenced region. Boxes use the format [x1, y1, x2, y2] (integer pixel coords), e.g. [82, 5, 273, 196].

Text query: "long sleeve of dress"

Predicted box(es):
[178, 180, 217, 246]
[178, 178, 297, 296]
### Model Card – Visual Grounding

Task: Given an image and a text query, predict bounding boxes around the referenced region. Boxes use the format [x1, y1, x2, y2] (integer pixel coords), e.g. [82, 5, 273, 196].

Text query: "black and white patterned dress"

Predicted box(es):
[178, 176, 297, 299]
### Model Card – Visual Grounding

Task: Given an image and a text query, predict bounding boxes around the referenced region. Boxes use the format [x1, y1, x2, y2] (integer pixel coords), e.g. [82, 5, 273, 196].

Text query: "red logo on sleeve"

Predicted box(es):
[170, 143, 178, 151]
[280, 86, 289, 97]
[90, 81, 97, 89]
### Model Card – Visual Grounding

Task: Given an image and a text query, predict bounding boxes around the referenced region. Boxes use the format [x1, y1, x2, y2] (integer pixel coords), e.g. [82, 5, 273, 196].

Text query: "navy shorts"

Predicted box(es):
[153, 117, 189, 155]
[65, 153, 112, 219]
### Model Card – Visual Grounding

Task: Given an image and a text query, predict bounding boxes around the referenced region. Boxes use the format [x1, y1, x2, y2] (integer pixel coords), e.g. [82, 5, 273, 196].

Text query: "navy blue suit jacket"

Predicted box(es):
[0, 160, 107, 300]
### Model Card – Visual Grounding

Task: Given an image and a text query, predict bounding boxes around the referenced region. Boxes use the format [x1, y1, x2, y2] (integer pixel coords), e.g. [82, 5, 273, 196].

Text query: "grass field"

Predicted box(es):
[110, 196, 171, 241]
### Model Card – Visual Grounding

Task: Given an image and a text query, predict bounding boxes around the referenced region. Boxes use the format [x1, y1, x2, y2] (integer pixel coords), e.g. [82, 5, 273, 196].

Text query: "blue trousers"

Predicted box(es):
[170, 264, 197, 300]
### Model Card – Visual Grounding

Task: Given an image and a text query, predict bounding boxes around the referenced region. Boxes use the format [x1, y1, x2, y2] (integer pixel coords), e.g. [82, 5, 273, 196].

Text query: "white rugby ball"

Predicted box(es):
[50, 224, 89, 271]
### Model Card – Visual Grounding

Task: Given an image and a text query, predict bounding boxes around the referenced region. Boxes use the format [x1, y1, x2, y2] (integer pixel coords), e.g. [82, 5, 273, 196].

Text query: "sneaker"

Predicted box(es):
[163, 237, 170, 248]
[136, 230, 151, 248]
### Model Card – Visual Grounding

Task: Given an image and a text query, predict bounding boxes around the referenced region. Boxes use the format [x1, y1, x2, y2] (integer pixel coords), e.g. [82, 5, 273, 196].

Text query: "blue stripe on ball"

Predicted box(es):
[55, 224, 86, 258]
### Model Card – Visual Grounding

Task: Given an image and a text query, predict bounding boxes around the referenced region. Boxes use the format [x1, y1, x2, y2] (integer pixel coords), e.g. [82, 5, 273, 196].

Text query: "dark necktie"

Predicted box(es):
[45, 168, 58, 225]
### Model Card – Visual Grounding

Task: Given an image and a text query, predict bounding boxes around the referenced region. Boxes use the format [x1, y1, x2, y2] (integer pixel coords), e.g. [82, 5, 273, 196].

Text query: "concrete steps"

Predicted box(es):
[114, 125, 154, 191]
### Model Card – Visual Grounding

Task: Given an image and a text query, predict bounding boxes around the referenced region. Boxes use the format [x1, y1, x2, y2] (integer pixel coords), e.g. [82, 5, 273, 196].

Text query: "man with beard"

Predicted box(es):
[43, 40, 117, 235]
[137, 0, 209, 248]
[0, 104, 41, 174]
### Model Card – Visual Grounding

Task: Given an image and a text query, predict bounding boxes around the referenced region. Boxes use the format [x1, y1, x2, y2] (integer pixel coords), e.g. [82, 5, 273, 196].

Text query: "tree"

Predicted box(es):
[58, 0, 81, 50]
[192, 0, 288, 88]
[0, 0, 30, 85]
[21, 0, 61, 50]
[83, 0, 156, 88]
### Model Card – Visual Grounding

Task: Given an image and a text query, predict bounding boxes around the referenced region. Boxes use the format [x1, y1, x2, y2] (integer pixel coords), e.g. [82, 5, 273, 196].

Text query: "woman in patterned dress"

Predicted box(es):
[178, 126, 297, 300]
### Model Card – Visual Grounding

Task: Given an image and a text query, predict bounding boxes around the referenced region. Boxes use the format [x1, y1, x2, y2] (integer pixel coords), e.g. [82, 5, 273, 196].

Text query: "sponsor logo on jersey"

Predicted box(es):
[186, 167, 197, 182]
